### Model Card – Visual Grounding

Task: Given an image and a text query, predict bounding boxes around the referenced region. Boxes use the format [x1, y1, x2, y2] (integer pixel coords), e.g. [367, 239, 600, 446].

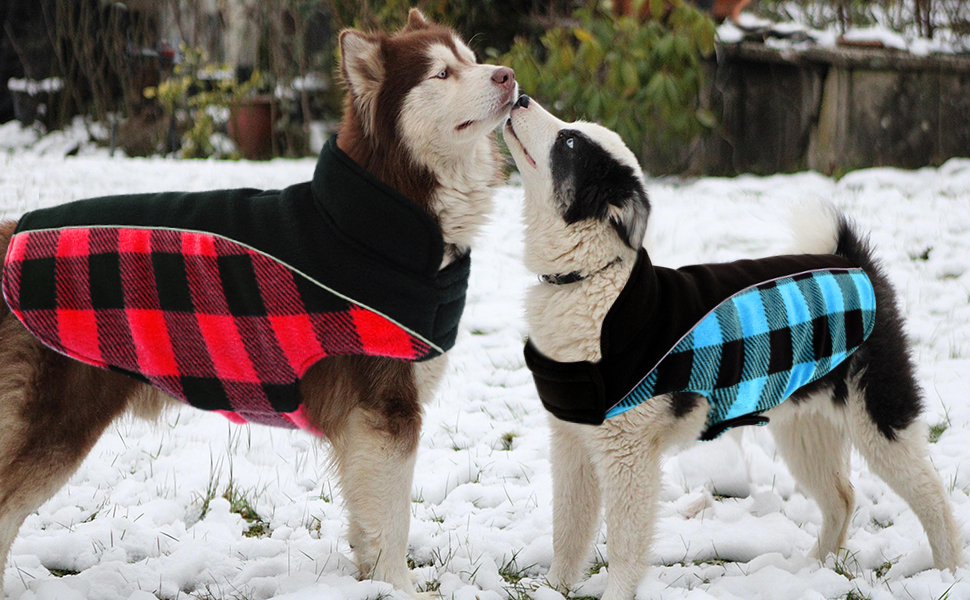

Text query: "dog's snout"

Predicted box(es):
[514, 95, 531, 109]
[492, 67, 515, 89]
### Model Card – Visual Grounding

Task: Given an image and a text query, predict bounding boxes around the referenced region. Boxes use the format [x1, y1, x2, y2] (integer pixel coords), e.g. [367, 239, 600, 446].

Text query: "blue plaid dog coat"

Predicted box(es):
[524, 249, 876, 440]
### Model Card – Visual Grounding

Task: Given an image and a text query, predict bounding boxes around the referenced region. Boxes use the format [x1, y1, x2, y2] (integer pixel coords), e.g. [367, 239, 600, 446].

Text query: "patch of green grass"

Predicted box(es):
[190, 583, 255, 600]
[224, 483, 259, 522]
[223, 482, 270, 538]
[832, 548, 861, 580]
[48, 568, 80, 577]
[499, 551, 540, 600]
[929, 421, 949, 443]
[909, 246, 933, 261]
[841, 590, 872, 600]
[243, 522, 268, 538]
[874, 560, 894, 579]
[945, 467, 967, 495]
[696, 557, 728, 568]
[196, 460, 222, 521]
[407, 556, 435, 570]
[587, 550, 609, 576]
[830, 165, 862, 182]
[499, 551, 534, 584]
[500, 432, 517, 451]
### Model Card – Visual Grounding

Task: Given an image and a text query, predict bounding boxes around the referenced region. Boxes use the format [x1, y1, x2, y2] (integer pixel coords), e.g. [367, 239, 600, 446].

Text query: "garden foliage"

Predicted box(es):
[500, 1, 716, 168]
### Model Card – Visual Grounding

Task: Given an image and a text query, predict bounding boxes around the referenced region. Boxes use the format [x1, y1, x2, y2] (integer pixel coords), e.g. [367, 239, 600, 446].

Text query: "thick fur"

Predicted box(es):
[505, 99, 962, 600]
[0, 10, 515, 599]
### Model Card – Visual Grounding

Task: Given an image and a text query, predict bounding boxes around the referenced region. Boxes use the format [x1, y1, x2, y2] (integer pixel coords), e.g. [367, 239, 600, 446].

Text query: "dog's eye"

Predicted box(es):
[435, 69, 448, 79]
[566, 137, 574, 149]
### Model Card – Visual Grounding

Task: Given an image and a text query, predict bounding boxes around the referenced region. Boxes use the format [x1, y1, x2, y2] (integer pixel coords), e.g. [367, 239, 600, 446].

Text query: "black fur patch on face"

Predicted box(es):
[551, 129, 649, 248]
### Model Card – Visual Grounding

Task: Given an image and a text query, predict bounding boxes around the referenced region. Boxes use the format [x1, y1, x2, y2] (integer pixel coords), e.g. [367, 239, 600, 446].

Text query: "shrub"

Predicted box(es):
[144, 46, 266, 159]
[324, 0, 564, 56]
[500, 1, 716, 171]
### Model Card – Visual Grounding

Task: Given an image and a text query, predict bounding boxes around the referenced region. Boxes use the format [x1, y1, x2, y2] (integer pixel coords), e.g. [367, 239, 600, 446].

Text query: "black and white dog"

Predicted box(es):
[504, 96, 963, 600]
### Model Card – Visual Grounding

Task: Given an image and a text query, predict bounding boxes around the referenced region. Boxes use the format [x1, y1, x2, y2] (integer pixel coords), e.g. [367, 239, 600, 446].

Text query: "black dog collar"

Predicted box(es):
[540, 256, 623, 285]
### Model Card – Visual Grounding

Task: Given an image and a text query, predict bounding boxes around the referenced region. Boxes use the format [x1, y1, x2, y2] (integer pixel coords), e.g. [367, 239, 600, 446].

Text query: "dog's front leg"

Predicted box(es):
[594, 415, 666, 600]
[330, 404, 424, 597]
[546, 418, 602, 592]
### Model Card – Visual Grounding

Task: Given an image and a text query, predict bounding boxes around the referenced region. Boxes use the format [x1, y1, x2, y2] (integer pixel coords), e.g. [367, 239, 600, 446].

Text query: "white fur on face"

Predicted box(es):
[399, 41, 517, 166]
[398, 40, 512, 257]
[506, 102, 642, 196]
[504, 99, 564, 201]
[505, 99, 645, 278]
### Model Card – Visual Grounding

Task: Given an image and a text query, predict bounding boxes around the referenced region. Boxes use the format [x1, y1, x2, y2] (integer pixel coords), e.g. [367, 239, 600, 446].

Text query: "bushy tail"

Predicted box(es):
[786, 202, 878, 272]
[789, 202, 922, 439]
[787, 201, 839, 255]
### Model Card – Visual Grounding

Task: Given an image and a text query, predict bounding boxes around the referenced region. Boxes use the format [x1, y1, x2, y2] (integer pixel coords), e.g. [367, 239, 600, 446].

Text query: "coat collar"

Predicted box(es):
[311, 135, 448, 279]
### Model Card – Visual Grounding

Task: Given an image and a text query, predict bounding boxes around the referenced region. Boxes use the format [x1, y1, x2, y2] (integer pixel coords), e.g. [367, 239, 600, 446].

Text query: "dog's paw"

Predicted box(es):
[546, 564, 585, 596]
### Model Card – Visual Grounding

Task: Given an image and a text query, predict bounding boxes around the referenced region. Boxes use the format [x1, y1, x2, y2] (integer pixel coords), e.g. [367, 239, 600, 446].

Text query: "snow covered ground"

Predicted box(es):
[1, 146, 969, 600]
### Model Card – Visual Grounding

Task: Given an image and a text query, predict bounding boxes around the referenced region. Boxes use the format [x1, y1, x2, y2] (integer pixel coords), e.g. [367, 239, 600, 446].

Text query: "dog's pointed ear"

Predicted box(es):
[340, 30, 384, 135]
[403, 8, 429, 31]
[607, 189, 650, 249]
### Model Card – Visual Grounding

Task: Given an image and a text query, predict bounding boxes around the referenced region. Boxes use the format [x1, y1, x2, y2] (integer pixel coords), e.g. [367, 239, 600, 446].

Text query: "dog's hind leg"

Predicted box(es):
[546, 418, 602, 593]
[0, 321, 136, 589]
[768, 397, 855, 561]
[845, 388, 963, 571]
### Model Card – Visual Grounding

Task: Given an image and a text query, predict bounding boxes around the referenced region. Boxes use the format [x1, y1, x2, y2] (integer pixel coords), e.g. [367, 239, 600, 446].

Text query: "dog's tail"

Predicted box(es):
[786, 201, 841, 255]
[789, 202, 923, 438]
[786, 202, 877, 272]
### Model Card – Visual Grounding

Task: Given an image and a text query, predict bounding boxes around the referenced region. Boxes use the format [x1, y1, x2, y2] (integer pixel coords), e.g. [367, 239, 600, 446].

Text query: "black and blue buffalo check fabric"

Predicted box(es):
[524, 249, 878, 440]
[606, 269, 876, 437]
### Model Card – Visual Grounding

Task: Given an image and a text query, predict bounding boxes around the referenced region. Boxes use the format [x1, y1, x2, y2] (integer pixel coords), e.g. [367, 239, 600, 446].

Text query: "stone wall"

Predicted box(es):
[689, 43, 970, 175]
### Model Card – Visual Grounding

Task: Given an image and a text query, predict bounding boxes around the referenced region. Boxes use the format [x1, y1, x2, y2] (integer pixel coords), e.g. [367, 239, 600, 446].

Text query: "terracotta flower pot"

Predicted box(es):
[229, 96, 274, 160]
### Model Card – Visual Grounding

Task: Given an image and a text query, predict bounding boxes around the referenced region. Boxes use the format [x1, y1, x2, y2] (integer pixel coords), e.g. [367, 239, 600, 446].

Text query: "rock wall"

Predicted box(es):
[689, 43, 970, 175]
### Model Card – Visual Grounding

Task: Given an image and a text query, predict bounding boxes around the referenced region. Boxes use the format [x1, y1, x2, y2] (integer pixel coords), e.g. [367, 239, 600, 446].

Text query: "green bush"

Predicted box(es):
[145, 46, 266, 159]
[500, 2, 716, 171]
[325, 0, 563, 56]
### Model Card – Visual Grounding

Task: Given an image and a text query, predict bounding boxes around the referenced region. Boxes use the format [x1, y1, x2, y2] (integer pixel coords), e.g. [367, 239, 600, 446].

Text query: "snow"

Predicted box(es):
[1, 147, 969, 600]
[717, 6, 970, 55]
[6, 79, 64, 96]
[839, 27, 910, 51]
[0, 119, 112, 159]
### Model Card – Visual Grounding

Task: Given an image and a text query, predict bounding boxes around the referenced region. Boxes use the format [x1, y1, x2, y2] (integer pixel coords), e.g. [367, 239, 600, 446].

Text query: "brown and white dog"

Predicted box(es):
[0, 10, 514, 599]
[505, 97, 962, 599]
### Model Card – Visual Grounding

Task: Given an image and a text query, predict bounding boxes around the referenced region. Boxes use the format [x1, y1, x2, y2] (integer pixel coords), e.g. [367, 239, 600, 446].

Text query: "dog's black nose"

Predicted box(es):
[514, 95, 530, 109]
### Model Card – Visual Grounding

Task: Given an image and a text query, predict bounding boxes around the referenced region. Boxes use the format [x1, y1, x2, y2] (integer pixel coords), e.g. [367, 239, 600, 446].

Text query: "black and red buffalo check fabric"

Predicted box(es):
[2, 226, 433, 430]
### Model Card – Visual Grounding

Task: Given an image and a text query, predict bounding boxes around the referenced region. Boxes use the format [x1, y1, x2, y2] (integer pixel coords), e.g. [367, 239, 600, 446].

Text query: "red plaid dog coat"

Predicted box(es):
[2, 136, 470, 430]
